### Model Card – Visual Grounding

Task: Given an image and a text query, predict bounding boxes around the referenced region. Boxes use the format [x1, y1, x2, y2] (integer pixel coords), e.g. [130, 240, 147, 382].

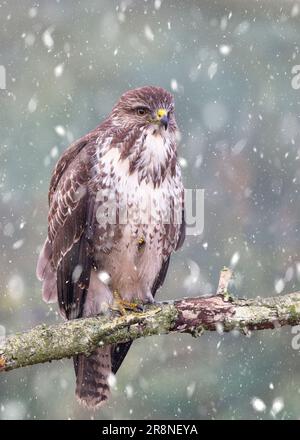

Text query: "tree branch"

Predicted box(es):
[1, 280, 300, 372]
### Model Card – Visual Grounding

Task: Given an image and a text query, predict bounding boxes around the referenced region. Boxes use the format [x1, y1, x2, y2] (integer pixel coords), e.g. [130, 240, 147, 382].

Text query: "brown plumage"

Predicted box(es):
[37, 86, 185, 408]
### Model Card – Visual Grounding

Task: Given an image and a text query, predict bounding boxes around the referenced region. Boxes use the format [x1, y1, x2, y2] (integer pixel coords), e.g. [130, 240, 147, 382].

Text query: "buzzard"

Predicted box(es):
[36, 86, 185, 408]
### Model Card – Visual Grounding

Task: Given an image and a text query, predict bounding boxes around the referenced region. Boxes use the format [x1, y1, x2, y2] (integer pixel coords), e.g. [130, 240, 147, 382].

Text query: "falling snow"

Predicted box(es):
[251, 397, 266, 413]
[12, 239, 24, 250]
[219, 44, 232, 56]
[28, 96, 38, 113]
[7, 275, 24, 302]
[275, 278, 285, 294]
[144, 25, 154, 42]
[54, 125, 66, 137]
[42, 27, 54, 49]
[270, 398, 284, 418]
[170, 79, 178, 92]
[230, 251, 240, 268]
[54, 63, 64, 78]
[97, 271, 111, 284]
[208, 62, 218, 79]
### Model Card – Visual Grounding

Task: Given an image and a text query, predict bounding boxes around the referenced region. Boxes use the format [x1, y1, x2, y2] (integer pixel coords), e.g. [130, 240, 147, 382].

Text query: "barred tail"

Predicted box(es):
[74, 346, 111, 408]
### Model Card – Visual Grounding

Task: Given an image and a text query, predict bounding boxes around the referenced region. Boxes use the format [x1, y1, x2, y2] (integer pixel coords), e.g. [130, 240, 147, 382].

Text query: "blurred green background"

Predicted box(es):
[0, 0, 300, 420]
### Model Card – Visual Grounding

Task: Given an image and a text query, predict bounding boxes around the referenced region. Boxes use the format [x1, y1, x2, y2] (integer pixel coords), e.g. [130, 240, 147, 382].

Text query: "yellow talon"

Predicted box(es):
[111, 290, 142, 315]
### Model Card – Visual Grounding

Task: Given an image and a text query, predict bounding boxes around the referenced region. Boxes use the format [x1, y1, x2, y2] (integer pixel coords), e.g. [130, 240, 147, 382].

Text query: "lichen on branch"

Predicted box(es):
[0, 285, 300, 372]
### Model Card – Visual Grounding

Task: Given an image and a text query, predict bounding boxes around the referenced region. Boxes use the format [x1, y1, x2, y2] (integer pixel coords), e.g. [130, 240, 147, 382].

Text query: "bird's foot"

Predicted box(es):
[111, 290, 143, 315]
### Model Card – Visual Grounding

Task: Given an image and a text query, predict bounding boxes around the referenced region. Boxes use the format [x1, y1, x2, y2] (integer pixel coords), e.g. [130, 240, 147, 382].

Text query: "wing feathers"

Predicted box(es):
[36, 239, 58, 303]
[36, 239, 52, 281]
[45, 138, 97, 319]
[56, 191, 95, 319]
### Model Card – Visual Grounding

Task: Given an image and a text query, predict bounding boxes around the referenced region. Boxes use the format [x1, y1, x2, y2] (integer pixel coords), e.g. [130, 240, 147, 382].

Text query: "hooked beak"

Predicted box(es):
[156, 108, 169, 130]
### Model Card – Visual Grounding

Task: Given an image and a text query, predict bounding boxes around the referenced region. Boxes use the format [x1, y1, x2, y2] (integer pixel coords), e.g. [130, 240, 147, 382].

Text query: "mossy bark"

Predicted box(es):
[0, 292, 300, 372]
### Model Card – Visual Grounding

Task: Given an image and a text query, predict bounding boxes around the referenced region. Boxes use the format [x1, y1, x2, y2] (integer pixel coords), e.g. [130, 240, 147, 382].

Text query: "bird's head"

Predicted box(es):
[110, 86, 177, 135]
[106, 86, 179, 183]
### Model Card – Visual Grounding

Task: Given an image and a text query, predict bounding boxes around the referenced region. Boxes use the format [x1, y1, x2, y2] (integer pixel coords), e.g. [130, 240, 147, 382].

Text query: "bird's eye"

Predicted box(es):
[136, 107, 147, 116]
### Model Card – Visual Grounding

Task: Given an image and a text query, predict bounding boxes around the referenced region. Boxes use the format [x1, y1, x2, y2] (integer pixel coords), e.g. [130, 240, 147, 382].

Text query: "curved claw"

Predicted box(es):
[111, 290, 144, 315]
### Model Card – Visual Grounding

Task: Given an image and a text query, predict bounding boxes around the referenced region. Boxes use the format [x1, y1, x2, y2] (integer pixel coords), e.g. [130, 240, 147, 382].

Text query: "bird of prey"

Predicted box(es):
[36, 86, 185, 408]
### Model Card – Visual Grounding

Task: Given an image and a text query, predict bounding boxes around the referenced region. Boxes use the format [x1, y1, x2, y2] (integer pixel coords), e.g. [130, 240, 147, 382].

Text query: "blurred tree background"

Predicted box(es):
[0, 0, 300, 420]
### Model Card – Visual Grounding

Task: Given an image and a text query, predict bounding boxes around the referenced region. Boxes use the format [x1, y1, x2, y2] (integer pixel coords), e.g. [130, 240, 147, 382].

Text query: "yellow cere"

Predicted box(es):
[156, 108, 167, 119]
